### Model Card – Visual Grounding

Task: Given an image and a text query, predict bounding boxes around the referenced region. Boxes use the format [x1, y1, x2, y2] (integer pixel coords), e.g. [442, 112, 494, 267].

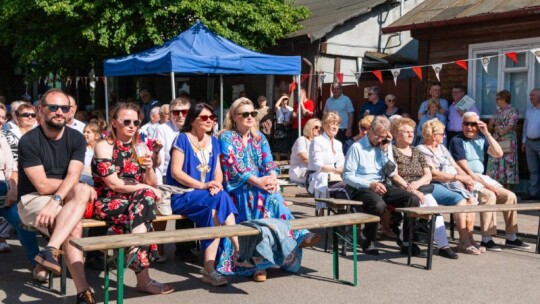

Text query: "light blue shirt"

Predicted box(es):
[522, 104, 540, 142]
[343, 136, 395, 189]
[324, 94, 354, 129]
[418, 98, 449, 115]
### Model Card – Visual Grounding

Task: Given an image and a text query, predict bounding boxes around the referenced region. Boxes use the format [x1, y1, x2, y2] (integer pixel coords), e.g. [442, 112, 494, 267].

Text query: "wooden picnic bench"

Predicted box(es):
[70, 213, 380, 304]
[396, 203, 540, 270]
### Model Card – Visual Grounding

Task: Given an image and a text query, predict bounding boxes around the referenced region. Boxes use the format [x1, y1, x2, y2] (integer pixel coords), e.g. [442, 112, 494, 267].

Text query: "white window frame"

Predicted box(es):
[469, 37, 540, 118]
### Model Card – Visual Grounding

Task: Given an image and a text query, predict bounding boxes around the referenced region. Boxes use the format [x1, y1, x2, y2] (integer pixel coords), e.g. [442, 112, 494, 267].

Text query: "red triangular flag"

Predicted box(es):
[412, 67, 423, 80]
[505, 52, 518, 63]
[372, 70, 383, 83]
[288, 79, 297, 94]
[300, 74, 309, 83]
[455, 60, 468, 71]
[336, 73, 344, 84]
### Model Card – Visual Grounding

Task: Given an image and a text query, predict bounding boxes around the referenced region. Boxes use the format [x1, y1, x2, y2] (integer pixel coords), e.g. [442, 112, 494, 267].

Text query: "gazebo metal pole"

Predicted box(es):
[104, 77, 109, 122]
[170, 72, 176, 99]
[220, 75, 224, 130]
[297, 74, 302, 138]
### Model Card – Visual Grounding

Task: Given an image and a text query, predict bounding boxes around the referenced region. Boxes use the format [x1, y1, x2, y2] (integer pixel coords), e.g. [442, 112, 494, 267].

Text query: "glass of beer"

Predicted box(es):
[134, 142, 149, 165]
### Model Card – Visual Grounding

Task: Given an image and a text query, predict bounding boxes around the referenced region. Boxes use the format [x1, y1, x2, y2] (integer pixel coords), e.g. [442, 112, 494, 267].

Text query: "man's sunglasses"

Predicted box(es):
[463, 122, 478, 127]
[237, 111, 258, 118]
[18, 112, 37, 118]
[120, 119, 141, 127]
[199, 115, 216, 122]
[43, 104, 70, 113]
[171, 109, 188, 116]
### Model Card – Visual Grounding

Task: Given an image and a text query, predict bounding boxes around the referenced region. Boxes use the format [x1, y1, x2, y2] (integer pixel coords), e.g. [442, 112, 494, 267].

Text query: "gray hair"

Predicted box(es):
[462, 111, 479, 121]
[371, 115, 391, 131]
[160, 104, 169, 113]
[150, 106, 160, 115]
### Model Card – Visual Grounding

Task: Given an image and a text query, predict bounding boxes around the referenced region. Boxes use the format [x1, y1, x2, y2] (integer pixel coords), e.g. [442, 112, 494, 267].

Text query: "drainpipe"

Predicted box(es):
[302, 58, 313, 100]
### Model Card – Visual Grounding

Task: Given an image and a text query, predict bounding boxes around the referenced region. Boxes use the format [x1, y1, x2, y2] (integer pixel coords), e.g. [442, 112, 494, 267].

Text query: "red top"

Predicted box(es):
[292, 99, 314, 129]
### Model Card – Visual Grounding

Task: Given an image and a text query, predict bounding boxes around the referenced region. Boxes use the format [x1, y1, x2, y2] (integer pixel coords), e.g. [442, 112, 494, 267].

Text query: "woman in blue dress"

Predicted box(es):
[167, 103, 240, 287]
[216, 97, 320, 282]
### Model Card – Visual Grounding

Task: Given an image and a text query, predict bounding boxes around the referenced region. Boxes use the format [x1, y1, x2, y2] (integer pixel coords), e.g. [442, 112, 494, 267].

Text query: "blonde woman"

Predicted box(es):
[217, 97, 319, 282]
[344, 115, 374, 155]
[289, 118, 321, 184]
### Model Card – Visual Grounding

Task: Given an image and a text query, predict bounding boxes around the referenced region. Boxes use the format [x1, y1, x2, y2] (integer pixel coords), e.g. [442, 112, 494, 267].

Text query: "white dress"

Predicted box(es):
[289, 136, 311, 184]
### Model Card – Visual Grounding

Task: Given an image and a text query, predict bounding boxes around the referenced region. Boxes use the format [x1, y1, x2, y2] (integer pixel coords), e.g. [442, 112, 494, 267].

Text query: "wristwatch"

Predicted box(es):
[52, 194, 63, 206]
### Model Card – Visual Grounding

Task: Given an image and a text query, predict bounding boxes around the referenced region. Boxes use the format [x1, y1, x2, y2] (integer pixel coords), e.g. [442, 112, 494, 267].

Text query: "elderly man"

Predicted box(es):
[17, 88, 97, 302]
[323, 82, 354, 145]
[450, 112, 529, 251]
[159, 104, 170, 124]
[522, 88, 540, 200]
[446, 85, 479, 144]
[139, 89, 161, 125]
[140, 106, 161, 141]
[359, 86, 386, 120]
[66, 95, 86, 134]
[344, 116, 421, 256]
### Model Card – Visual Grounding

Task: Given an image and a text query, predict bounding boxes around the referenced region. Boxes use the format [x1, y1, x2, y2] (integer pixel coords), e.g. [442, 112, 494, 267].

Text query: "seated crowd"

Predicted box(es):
[0, 84, 537, 303]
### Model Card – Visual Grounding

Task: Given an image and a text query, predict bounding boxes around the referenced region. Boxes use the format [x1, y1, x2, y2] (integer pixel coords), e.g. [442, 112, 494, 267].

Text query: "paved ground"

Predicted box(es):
[1, 190, 539, 304]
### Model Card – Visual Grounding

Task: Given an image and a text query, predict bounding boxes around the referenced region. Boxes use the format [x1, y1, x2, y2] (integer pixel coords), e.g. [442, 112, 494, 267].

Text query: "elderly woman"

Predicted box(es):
[92, 102, 173, 294]
[417, 119, 482, 255]
[3, 103, 37, 161]
[217, 97, 320, 282]
[384, 94, 402, 118]
[487, 90, 519, 188]
[344, 115, 374, 155]
[415, 99, 446, 146]
[289, 118, 321, 184]
[391, 118, 457, 259]
[308, 112, 347, 216]
[167, 103, 240, 286]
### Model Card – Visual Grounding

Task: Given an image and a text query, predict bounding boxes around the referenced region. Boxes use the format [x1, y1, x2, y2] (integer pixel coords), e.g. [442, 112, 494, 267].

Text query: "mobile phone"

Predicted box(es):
[381, 137, 391, 145]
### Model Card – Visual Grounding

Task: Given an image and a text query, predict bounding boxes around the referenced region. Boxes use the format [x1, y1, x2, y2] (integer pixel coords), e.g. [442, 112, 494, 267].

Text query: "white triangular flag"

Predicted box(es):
[481, 57, 490, 73]
[432, 64, 443, 81]
[354, 72, 361, 87]
[531, 48, 540, 64]
[319, 74, 326, 93]
[390, 69, 400, 86]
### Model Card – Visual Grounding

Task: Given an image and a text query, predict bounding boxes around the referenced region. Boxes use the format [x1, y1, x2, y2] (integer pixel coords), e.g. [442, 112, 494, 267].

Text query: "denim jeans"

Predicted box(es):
[525, 140, 540, 196]
[0, 181, 39, 266]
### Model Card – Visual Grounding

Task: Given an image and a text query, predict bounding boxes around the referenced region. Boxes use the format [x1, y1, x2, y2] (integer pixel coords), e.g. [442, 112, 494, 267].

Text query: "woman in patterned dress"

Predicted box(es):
[167, 103, 240, 286]
[487, 90, 519, 188]
[92, 102, 173, 295]
[216, 97, 320, 282]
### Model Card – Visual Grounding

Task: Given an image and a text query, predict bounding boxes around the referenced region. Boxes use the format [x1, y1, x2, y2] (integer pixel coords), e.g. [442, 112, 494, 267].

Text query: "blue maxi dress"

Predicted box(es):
[166, 133, 238, 252]
[215, 130, 309, 276]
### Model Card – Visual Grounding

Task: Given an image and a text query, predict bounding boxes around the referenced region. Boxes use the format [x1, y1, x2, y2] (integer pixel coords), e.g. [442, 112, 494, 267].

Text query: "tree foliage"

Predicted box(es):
[0, 0, 309, 77]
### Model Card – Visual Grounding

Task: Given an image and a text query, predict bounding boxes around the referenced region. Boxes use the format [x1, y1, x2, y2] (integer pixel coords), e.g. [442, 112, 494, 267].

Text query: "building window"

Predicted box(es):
[469, 38, 540, 118]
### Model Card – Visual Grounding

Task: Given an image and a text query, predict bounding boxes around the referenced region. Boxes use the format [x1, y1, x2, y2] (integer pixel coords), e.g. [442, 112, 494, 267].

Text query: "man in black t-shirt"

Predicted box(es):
[17, 88, 96, 303]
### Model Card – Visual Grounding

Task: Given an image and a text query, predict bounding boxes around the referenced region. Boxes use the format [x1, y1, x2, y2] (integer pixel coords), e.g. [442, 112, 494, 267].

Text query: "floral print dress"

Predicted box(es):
[487, 106, 519, 184]
[215, 130, 309, 276]
[91, 140, 158, 271]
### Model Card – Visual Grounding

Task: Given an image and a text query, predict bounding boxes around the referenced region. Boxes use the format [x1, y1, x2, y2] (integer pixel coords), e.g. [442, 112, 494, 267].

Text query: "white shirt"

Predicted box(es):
[308, 133, 345, 198]
[289, 136, 311, 184]
[153, 120, 180, 184]
[68, 118, 86, 134]
[523, 103, 540, 142]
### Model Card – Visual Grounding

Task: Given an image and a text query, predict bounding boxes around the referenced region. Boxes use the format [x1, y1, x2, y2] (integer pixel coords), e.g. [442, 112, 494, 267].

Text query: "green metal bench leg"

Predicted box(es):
[117, 248, 125, 304]
[332, 227, 339, 280]
[352, 224, 358, 286]
[332, 225, 358, 286]
[104, 251, 110, 304]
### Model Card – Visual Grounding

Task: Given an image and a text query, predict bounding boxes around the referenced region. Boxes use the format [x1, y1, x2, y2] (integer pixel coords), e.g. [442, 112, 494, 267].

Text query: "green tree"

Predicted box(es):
[0, 0, 309, 78]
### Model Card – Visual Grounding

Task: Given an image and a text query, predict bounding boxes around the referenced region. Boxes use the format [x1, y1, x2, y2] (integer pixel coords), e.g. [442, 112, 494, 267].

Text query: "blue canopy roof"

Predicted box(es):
[104, 20, 301, 76]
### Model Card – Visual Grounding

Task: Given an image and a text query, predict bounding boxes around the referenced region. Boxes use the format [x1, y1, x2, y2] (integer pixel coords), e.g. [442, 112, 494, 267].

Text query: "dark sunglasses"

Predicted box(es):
[19, 112, 37, 118]
[43, 104, 70, 113]
[199, 114, 216, 122]
[313, 125, 321, 130]
[386, 99, 396, 102]
[171, 109, 188, 116]
[120, 119, 141, 127]
[463, 122, 478, 127]
[360, 127, 369, 132]
[368, 93, 374, 96]
[237, 111, 258, 118]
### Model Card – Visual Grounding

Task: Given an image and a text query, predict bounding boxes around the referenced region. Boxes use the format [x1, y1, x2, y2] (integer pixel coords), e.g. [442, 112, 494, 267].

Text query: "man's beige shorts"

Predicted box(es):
[18, 192, 61, 236]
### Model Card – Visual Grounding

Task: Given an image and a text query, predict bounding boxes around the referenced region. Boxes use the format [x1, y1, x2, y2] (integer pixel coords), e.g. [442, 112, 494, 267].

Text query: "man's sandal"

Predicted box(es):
[300, 233, 321, 248]
[136, 279, 174, 295]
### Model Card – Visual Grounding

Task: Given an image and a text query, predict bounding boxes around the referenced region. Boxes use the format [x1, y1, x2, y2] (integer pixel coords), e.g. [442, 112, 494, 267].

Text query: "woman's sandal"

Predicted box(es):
[32, 265, 49, 283]
[457, 241, 480, 255]
[232, 252, 254, 268]
[252, 270, 267, 282]
[202, 270, 228, 286]
[136, 279, 174, 295]
[300, 233, 321, 248]
[470, 240, 487, 253]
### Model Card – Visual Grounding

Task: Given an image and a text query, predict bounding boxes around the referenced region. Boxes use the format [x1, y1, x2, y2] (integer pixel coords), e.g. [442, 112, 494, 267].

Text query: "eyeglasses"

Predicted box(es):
[452, 90, 464, 94]
[386, 99, 395, 102]
[19, 112, 37, 118]
[399, 130, 415, 134]
[368, 93, 373, 96]
[237, 111, 258, 118]
[360, 127, 369, 132]
[43, 104, 70, 113]
[463, 122, 478, 127]
[313, 125, 321, 130]
[161, 112, 170, 116]
[171, 109, 188, 116]
[198, 114, 216, 122]
[120, 119, 141, 127]
[434, 133, 445, 136]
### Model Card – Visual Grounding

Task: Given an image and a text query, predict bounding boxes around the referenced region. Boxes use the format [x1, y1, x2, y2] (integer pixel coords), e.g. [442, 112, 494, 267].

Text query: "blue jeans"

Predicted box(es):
[0, 182, 39, 266]
[525, 140, 540, 196]
[431, 183, 465, 206]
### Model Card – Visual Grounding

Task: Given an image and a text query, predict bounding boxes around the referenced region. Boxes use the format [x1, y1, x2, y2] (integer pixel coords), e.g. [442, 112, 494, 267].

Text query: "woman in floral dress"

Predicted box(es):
[216, 97, 320, 282]
[92, 102, 173, 295]
[487, 90, 519, 188]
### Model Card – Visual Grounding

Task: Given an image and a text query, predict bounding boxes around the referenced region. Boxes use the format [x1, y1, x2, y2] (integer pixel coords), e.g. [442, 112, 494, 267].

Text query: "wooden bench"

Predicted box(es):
[70, 213, 380, 304]
[396, 203, 540, 270]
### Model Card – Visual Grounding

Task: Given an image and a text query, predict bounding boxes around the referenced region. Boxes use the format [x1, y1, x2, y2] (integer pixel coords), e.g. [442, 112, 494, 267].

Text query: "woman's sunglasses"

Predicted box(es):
[198, 115, 216, 122]
[313, 125, 321, 130]
[171, 109, 188, 116]
[43, 104, 70, 113]
[120, 119, 141, 127]
[237, 111, 258, 118]
[18, 112, 37, 118]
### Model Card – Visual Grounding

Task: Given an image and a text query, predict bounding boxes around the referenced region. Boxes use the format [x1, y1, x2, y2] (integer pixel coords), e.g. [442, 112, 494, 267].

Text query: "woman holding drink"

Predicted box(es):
[92, 102, 173, 295]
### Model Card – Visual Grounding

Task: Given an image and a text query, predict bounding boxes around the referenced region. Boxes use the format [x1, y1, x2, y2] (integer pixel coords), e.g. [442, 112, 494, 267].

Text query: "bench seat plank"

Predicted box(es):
[71, 213, 379, 252]
[396, 203, 540, 215]
[81, 214, 186, 228]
